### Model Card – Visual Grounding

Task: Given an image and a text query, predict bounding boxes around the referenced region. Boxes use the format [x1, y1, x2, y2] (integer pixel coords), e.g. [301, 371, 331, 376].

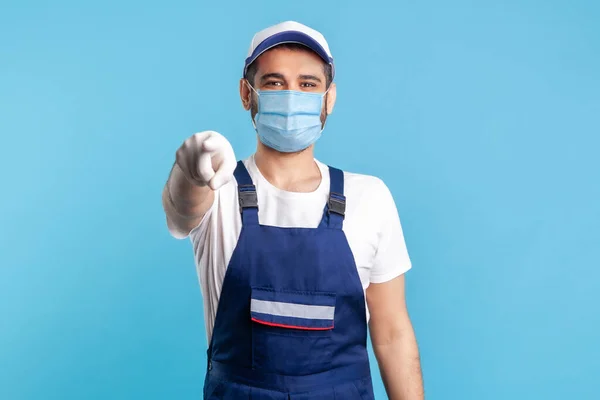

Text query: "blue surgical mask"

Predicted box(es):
[248, 83, 329, 153]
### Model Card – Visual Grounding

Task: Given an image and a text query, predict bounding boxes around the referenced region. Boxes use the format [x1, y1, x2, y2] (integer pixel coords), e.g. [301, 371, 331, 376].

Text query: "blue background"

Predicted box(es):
[1, 0, 599, 399]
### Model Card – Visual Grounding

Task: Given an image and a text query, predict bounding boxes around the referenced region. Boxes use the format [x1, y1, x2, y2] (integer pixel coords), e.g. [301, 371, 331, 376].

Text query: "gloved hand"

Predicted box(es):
[175, 131, 237, 191]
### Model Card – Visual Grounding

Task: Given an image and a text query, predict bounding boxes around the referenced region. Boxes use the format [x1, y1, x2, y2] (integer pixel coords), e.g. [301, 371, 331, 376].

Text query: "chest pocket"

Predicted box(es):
[250, 287, 336, 375]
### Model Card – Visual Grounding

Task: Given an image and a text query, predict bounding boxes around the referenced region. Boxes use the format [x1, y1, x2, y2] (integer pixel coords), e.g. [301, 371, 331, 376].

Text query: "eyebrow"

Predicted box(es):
[298, 74, 322, 83]
[259, 73, 285, 83]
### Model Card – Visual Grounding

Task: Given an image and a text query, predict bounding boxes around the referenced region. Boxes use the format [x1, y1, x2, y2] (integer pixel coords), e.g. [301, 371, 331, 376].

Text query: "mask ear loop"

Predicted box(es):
[245, 80, 259, 96]
[320, 84, 333, 132]
[245, 80, 260, 130]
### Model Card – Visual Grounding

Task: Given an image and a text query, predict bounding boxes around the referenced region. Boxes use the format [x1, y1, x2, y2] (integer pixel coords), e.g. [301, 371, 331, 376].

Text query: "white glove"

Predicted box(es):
[175, 131, 236, 190]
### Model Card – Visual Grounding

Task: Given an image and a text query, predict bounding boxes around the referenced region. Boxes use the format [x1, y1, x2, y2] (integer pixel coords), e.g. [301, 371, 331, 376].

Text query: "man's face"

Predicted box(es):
[240, 46, 336, 125]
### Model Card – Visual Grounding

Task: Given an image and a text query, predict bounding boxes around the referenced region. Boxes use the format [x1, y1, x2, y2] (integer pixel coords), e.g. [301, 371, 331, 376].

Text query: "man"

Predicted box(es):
[162, 21, 424, 400]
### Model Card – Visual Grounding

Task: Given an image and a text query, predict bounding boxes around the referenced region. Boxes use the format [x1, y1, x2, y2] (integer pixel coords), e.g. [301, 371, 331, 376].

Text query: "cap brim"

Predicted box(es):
[244, 31, 334, 77]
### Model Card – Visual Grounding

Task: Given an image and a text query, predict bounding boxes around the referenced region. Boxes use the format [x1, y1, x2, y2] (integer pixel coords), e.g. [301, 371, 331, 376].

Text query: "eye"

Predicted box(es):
[265, 81, 283, 87]
[300, 82, 317, 88]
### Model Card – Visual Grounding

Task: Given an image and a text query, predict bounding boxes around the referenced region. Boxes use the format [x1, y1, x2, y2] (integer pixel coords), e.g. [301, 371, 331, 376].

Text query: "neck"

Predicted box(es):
[254, 141, 321, 192]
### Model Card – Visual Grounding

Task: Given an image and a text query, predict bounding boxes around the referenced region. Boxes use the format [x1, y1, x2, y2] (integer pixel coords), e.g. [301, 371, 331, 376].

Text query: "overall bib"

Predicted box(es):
[203, 161, 375, 399]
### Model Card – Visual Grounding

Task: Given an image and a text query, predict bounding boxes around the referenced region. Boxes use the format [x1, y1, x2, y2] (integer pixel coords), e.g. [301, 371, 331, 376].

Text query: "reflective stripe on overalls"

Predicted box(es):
[203, 161, 375, 399]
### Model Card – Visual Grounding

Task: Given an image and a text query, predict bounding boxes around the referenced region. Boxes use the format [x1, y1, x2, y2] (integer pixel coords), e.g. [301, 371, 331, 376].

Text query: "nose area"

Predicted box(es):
[258, 90, 323, 119]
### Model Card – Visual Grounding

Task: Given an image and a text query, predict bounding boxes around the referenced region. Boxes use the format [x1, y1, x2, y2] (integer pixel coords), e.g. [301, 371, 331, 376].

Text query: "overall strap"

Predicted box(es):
[233, 160, 259, 226]
[321, 166, 346, 229]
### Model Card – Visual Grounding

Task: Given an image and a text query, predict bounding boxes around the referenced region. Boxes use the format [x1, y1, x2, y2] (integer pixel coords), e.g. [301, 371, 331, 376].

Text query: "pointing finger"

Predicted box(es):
[197, 151, 215, 184]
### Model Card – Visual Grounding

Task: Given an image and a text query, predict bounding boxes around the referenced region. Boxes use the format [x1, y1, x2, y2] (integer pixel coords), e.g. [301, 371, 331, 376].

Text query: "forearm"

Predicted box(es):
[372, 323, 424, 400]
[162, 163, 214, 238]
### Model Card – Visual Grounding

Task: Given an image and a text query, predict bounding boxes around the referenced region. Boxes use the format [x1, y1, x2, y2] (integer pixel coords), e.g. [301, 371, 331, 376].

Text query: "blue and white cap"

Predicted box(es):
[244, 21, 334, 78]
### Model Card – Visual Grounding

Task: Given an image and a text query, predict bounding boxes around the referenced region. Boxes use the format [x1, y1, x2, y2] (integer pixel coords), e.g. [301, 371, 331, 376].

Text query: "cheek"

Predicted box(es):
[250, 96, 259, 117]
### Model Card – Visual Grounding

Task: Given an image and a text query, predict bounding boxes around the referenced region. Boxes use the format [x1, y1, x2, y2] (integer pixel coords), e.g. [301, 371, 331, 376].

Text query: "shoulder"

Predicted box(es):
[315, 161, 398, 219]
[316, 160, 387, 189]
[344, 171, 396, 219]
[320, 161, 392, 202]
[343, 170, 389, 194]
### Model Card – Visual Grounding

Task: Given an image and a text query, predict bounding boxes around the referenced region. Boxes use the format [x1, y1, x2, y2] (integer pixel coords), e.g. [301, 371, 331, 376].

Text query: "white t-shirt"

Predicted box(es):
[185, 156, 412, 342]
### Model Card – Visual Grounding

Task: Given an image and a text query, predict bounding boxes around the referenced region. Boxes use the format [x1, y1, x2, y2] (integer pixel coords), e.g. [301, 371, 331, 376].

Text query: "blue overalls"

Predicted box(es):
[203, 161, 375, 399]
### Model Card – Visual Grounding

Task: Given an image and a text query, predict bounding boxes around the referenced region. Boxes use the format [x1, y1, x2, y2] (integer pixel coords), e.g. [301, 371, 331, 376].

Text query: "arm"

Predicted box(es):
[161, 131, 236, 239]
[367, 274, 424, 400]
[162, 163, 214, 239]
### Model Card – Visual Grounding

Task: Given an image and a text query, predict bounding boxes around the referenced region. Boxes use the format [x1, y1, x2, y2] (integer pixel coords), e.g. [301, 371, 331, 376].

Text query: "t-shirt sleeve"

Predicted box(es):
[187, 193, 217, 239]
[369, 179, 412, 284]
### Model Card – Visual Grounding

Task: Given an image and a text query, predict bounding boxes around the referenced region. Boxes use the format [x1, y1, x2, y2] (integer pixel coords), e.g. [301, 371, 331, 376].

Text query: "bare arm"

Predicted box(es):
[367, 274, 424, 400]
[162, 163, 214, 239]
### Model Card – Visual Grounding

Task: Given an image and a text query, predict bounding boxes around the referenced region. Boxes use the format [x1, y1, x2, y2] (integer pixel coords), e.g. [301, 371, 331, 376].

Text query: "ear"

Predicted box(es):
[326, 82, 337, 115]
[240, 78, 252, 110]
